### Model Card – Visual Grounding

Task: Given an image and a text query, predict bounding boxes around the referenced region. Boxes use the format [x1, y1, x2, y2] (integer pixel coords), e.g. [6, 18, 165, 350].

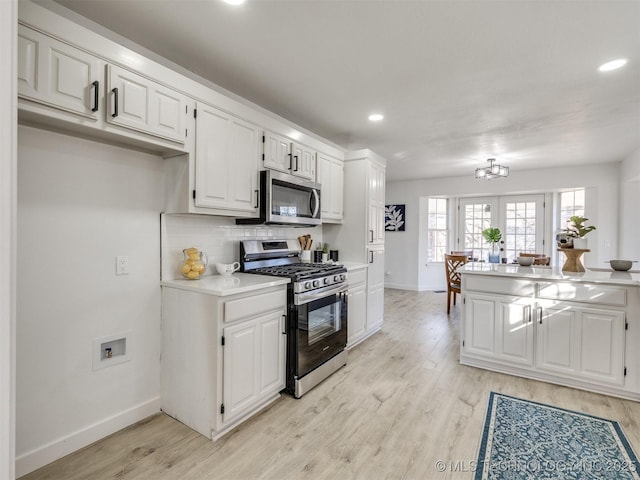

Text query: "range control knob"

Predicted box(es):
[340, 274, 346, 281]
[313, 280, 320, 288]
[324, 277, 330, 285]
[333, 275, 340, 282]
[304, 281, 312, 289]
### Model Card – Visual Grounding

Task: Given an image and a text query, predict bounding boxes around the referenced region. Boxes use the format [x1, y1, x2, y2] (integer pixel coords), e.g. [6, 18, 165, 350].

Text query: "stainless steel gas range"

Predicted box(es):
[240, 239, 348, 398]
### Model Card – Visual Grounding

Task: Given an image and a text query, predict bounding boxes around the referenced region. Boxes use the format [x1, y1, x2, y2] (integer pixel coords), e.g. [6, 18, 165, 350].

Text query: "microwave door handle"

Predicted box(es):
[310, 189, 320, 218]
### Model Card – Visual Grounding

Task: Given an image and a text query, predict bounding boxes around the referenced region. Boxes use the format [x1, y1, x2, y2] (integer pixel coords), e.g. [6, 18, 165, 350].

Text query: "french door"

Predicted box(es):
[458, 195, 545, 263]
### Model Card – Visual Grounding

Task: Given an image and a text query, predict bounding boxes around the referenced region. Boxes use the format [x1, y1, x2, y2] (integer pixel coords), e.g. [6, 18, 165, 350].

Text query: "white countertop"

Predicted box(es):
[161, 273, 290, 296]
[342, 262, 368, 271]
[459, 263, 640, 286]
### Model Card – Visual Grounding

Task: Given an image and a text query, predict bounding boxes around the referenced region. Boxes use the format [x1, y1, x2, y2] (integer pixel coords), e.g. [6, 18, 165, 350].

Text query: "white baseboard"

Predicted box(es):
[16, 397, 161, 477]
[384, 282, 419, 291]
[384, 282, 447, 292]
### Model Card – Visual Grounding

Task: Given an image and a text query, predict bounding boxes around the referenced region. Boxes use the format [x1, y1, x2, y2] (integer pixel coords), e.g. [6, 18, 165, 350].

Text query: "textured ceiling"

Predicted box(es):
[50, 0, 640, 181]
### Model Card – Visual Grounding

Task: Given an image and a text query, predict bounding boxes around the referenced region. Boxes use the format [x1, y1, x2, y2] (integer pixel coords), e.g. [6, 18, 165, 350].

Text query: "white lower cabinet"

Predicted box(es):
[461, 274, 634, 399]
[161, 285, 286, 440]
[367, 248, 385, 332]
[347, 267, 367, 347]
[222, 309, 285, 424]
[536, 301, 625, 386]
[463, 293, 534, 367]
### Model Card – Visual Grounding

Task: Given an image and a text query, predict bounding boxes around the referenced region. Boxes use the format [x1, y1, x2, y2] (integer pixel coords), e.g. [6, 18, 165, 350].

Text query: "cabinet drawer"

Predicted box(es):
[223, 290, 286, 323]
[463, 275, 535, 297]
[537, 282, 626, 306]
[348, 269, 367, 287]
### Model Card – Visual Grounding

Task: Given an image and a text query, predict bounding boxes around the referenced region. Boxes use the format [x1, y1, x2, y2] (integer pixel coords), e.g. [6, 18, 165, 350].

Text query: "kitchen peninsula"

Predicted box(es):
[459, 263, 640, 401]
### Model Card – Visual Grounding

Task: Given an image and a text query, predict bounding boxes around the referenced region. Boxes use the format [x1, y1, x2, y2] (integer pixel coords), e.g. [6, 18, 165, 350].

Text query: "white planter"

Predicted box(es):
[572, 238, 588, 249]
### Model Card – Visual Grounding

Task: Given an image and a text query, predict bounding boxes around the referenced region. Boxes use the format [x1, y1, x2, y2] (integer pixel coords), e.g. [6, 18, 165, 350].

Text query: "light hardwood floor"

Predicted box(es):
[21, 289, 640, 480]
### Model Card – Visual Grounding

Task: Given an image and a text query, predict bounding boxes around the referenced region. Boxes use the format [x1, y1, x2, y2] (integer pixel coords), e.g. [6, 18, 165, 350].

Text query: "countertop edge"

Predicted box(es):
[161, 274, 290, 296]
[459, 264, 640, 287]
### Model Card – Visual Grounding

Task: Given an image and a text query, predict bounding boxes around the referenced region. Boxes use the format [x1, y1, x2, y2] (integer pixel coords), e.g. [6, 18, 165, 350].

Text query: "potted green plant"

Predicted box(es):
[482, 227, 502, 263]
[564, 216, 596, 249]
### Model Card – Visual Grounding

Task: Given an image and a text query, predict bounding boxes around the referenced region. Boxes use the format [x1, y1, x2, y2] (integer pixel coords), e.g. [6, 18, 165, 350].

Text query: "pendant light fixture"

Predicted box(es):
[475, 158, 509, 180]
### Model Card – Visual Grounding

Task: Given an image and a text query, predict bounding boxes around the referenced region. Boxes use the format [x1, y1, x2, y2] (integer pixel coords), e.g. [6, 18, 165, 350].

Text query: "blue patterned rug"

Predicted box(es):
[475, 392, 640, 479]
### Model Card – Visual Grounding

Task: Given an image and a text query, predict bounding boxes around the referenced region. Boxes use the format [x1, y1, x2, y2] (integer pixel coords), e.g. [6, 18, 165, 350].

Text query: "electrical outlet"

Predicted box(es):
[116, 255, 129, 275]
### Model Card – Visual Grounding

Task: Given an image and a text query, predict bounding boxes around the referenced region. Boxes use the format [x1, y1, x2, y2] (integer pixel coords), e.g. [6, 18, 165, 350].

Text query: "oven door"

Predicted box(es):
[294, 283, 348, 378]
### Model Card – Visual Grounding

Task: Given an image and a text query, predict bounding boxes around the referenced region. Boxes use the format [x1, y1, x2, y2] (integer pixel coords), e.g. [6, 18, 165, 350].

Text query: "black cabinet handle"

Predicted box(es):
[369, 251, 374, 264]
[294, 155, 299, 172]
[288, 153, 292, 170]
[254, 189, 259, 209]
[111, 87, 118, 118]
[538, 306, 543, 324]
[369, 229, 374, 243]
[91, 81, 99, 112]
[281, 315, 287, 334]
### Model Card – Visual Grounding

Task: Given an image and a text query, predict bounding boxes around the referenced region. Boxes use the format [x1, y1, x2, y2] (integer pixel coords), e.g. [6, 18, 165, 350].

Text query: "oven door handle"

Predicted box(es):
[294, 284, 348, 306]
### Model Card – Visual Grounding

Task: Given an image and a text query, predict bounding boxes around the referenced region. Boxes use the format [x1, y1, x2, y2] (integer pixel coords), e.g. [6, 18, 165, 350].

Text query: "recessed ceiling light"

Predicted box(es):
[598, 58, 628, 72]
[368, 114, 384, 122]
[223, 0, 245, 5]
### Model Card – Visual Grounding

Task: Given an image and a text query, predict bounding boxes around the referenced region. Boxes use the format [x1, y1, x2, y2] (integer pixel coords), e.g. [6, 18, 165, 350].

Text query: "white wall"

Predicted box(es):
[16, 126, 164, 476]
[1, 2, 17, 479]
[620, 148, 640, 260]
[161, 214, 322, 281]
[386, 163, 621, 291]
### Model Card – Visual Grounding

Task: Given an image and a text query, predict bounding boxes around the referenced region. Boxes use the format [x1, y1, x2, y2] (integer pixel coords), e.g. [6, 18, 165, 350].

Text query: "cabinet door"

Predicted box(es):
[222, 320, 260, 422]
[195, 103, 259, 213]
[496, 301, 534, 366]
[578, 308, 625, 385]
[367, 161, 386, 245]
[318, 153, 344, 223]
[263, 130, 291, 173]
[463, 295, 496, 357]
[348, 284, 367, 346]
[258, 311, 286, 396]
[18, 25, 102, 119]
[536, 304, 577, 375]
[107, 64, 188, 144]
[536, 303, 625, 385]
[366, 248, 385, 331]
[292, 143, 316, 181]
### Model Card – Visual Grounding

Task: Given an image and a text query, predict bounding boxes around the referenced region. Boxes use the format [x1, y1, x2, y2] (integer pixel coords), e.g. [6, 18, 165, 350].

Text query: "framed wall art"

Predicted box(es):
[385, 204, 406, 231]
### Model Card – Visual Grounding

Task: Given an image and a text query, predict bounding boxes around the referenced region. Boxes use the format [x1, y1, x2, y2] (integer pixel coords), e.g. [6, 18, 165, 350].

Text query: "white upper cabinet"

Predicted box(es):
[263, 130, 316, 181]
[194, 103, 260, 214]
[368, 161, 386, 245]
[317, 152, 344, 223]
[18, 24, 102, 120]
[291, 143, 316, 181]
[106, 64, 189, 145]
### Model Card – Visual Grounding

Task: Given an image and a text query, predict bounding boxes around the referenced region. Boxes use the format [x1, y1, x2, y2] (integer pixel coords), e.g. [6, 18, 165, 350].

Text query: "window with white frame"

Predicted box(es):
[560, 189, 585, 229]
[427, 198, 448, 262]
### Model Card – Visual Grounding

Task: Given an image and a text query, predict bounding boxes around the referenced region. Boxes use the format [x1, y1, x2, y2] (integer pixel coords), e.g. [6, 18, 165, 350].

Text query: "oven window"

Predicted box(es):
[272, 182, 312, 217]
[298, 300, 341, 345]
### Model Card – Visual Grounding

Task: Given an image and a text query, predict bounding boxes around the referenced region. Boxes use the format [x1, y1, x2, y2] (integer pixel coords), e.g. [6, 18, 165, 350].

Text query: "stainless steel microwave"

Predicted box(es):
[236, 170, 321, 226]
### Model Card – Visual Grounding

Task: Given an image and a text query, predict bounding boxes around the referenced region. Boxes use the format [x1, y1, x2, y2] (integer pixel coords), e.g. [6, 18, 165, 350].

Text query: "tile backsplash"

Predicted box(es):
[161, 213, 323, 280]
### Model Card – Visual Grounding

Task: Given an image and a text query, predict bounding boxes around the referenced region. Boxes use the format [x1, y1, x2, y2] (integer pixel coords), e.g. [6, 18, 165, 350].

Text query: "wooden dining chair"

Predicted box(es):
[451, 250, 473, 259]
[444, 254, 468, 314]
